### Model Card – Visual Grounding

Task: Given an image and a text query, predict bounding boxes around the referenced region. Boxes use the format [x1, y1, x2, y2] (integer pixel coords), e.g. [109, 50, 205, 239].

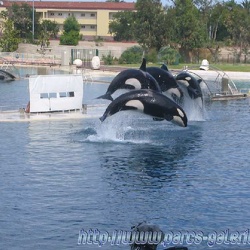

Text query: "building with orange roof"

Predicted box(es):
[0, 1, 135, 41]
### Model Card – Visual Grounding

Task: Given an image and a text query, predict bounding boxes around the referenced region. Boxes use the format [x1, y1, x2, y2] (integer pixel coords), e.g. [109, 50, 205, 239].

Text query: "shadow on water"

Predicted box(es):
[1, 73, 250, 250]
[74, 112, 204, 189]
[68, 115, 206, 237]
[104, 129, 202, 188]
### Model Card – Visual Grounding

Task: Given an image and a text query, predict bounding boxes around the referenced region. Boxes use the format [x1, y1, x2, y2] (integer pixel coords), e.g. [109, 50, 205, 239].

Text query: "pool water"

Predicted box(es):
[0, 76, 250, 250]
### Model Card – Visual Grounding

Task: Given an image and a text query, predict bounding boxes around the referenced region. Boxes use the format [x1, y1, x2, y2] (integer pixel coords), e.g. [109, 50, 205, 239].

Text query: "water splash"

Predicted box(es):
[182, 97, 205, 121]
[86, 111, 193, 145]
[179, 88, 208, 122]
[83, 112, 150, 144]
[88, 118, 127, 142]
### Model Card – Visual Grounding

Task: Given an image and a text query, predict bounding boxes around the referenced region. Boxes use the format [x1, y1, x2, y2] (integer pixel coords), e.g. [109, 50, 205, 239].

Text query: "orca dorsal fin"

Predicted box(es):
[140, 58, 146, 71]
[161, 64, 169, 71]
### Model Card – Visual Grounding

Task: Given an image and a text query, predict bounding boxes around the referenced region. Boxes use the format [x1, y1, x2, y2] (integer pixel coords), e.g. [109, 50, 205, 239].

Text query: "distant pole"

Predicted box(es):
[32, 0, 34, 40]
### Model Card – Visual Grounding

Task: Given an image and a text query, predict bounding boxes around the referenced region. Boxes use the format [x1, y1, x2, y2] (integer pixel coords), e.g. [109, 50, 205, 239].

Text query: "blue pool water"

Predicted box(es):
[0, 75, 250, 250]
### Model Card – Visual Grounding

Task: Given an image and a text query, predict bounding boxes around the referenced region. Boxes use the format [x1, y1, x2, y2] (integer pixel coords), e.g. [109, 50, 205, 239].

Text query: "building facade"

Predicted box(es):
[0, 1, 135, 41]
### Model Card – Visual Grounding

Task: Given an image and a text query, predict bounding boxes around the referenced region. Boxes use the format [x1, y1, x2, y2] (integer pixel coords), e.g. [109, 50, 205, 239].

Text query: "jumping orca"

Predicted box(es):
[175, 71, 203, 100]
[139, 58, 182, 101]
[99, 89, 188, 127]
[146, 66, 183, 101]
[96, 67, 161, 101]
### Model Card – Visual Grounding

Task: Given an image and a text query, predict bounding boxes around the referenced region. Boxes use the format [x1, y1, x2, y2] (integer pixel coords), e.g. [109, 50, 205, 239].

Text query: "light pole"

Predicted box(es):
[32, 0, 34, 40]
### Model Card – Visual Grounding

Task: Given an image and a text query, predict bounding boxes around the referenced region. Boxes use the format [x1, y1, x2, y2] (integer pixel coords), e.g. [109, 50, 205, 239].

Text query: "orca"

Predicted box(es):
[99, 89, 188, 127]
[139, 57, 182, 101]
[146, 66, 183, 101]
[161, 63, 169, 71]
[175, 71, 203, 100]
[96, 66, 161, 101]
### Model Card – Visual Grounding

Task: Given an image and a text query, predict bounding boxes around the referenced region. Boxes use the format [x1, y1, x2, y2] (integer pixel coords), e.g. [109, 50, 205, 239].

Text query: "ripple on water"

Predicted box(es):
[1, 78, 250, 250]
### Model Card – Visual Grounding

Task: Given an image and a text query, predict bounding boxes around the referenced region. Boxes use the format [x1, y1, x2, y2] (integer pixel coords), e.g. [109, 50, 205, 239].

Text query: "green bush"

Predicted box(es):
[60, 30, 80, 46]
[158, 47, 181, 65]
[118, 46, 143, 64]
[145, 48, 158, 64]
[59, 16, 80, 45]
[102, 52, 115, 65]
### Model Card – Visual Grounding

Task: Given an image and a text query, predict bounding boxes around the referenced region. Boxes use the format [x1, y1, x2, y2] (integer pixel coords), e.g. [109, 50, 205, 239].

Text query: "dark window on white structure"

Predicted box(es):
[49, 93, 57, 98]
[40, 93, 49, 99]
[68, 92, 74, 97]
[59, 92, 67, 98]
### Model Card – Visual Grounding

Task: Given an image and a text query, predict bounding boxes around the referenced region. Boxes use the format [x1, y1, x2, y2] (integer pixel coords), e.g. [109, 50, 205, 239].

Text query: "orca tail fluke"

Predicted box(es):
[96, 92, 113, 101]
[99, 115, 106, 122]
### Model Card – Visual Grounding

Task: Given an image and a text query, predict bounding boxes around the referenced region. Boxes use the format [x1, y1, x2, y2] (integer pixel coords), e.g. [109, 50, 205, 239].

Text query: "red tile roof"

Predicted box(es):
[2, 1, 135, 11]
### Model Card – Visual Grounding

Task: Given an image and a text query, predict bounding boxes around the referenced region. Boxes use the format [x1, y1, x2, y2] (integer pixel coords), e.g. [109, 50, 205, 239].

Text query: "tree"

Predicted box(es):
[109, 11, 136, 41]
[1, 2, 57, 46]
[60, 16, 81, 45]
[194, 0, 219, 41]
[167, 0, 207, 62]
[158, 46, 181, 65]
[134, 0, 168, 53]
[241, 0, 250, 13]
[207, 3, 227, 42]
[0, 19, 20, 52]
[37, 20, 59, 52]
[6, 3, 39, 41]
[240, 0, 250, 62]
[40, 20, 59, 39]
[222, 1, 250, 62]
[197, 1, 227, 62]
[118, 46, 143, 64]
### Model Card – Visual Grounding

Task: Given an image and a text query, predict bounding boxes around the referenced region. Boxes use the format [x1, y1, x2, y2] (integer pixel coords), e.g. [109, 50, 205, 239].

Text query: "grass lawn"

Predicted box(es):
[117, 63, 250, 72]
[170, 63, 250, 72]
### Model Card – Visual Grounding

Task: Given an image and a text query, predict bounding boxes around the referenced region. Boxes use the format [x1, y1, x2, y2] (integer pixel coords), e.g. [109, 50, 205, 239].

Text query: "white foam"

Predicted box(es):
[180, 89, 206, 122]
[86, 112, 153, 144]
